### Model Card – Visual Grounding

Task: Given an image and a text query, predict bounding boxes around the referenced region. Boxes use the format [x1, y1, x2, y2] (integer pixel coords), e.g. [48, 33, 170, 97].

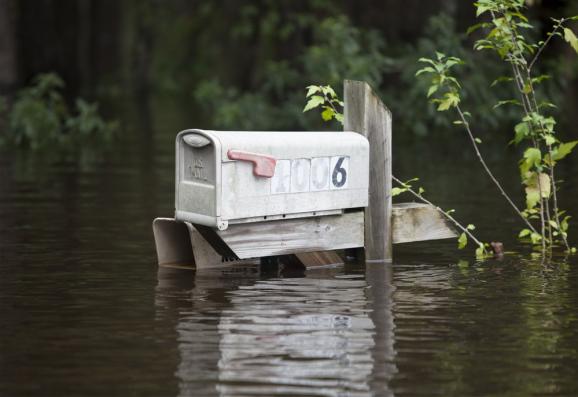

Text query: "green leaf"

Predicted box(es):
[306, 85, 320, 98]
[539, 175, 552, 196]
[518, 229, 531, 238]
[511, 12, 529, 23]
[334, 113, 344, 125]
[438, 100, 451, 112]
[391, 187, 407, 197]
[467, 22, 490, 35]
[418, 57, 436, 66]
[476, 4, 492, 17]
[321, 107, 334, 121]
[525, 185, 540, 210]
[458, 232, 468, 250]
[513, 122, 529, 145]
[303, 95, 325, 113]
[475, 244, 487, 259]
[544, 135, 556, 146]
[530, 232, 543, 245]
[531, 75, 551, 85]
[551, 141, 578, 161]
[437, 92, 460, 111]
[475, 138, 482, 144]
[524, 147, 542, 166]
[520, 148, 542, 180]
[564, 28, 578, 53]
[538, 101, 557, 110]
[561, 216, 571, 232]
[321, 85, 337, 98]
[415, 67, 435, 76]
[524, 173, 551, 210]
[427, 85, 439, 98]
[444, 58, 463, 69]
[418, 187, 425, 195]
[494, 99, 521, 109]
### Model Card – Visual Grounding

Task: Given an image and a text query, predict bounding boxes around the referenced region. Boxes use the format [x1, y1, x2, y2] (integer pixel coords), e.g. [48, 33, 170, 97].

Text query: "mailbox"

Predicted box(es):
[175, 129, 369, 230]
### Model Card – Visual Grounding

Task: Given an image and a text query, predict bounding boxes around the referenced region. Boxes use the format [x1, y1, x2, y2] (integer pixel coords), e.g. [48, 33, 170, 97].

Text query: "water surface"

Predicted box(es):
[1, 128, 578, 396]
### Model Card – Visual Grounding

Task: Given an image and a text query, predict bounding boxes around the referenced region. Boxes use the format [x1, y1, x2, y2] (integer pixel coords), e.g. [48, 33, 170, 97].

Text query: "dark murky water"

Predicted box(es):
[1, 123, 578, 396]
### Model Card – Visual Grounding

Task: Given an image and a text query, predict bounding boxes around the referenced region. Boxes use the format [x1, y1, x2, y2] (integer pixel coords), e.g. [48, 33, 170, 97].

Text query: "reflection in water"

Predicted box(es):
[4, 139, 578, 396]
[156, 264, 396, 396]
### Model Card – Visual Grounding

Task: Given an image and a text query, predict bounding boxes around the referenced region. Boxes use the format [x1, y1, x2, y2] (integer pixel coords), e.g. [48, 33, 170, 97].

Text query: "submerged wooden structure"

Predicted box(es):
[153, 80, 456, 269]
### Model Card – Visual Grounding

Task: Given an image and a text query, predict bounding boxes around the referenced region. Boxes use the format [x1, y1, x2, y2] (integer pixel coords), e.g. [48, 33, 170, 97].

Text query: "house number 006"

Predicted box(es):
[271, 156, 349, 194]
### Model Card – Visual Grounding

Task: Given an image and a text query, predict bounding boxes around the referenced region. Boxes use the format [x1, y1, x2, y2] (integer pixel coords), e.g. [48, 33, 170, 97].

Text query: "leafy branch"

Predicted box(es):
[417, 53, 539, 237]
[304, 84, 490, 257]
[417, 0, 578, 255]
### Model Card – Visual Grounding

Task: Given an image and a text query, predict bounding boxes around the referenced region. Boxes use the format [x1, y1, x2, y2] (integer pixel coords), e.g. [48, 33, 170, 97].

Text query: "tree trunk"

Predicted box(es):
[0, 0, 18, 95]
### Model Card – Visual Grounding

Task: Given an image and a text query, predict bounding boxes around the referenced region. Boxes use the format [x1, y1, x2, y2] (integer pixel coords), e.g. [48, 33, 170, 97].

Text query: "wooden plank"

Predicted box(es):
[216, 211, 364, 259]
[344, 80, 393, 262]
[294, 251, 344, 269]
[392, 203, 457, 244]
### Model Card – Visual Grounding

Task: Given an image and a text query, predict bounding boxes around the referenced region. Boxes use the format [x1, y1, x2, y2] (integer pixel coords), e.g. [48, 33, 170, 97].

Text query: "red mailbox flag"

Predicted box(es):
[227, 149, 277, 178]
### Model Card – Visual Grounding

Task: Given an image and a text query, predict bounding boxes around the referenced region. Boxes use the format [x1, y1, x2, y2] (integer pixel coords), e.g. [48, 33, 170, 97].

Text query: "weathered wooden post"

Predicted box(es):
[344, 80, 393, 263]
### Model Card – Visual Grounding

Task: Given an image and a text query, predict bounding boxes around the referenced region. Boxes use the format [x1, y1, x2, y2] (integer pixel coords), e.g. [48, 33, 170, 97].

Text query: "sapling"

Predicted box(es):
[417, 0, 578, 254]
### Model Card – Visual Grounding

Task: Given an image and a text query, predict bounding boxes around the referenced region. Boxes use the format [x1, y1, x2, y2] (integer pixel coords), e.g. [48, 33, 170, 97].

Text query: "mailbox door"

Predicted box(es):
[176, 132, 222, 227]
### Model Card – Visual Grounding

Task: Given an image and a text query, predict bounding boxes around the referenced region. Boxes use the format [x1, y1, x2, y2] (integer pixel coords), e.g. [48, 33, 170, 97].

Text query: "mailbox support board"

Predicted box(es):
[152, 80, 457, 269]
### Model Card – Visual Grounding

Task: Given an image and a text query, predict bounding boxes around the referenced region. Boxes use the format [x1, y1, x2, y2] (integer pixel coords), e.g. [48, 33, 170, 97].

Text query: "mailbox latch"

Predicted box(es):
[227, 149, 277, 178]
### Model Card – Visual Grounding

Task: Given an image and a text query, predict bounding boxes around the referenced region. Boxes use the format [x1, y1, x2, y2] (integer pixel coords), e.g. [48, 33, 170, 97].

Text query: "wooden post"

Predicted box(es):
[344, 80, 393, 262]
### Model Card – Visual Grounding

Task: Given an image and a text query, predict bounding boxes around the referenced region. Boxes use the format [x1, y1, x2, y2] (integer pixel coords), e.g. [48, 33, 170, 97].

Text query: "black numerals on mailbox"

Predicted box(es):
[270, 156, 349, 194]
[332, 157, 347, 188]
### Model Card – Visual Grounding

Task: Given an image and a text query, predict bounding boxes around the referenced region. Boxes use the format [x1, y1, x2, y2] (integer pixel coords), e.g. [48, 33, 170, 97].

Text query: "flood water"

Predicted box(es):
[1, 114, 578, 396]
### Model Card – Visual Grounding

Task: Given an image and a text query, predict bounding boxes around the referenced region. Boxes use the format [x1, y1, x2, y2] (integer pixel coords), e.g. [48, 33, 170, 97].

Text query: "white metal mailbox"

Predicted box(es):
[175, 129, 369, 230]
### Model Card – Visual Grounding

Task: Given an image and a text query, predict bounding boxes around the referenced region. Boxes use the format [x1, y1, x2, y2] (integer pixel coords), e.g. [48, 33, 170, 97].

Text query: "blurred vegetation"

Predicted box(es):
[135, 1, 575, 140]
[194, 13, 388, 131]
[1, 0, 577, 144]
[0, 73, 117, 151]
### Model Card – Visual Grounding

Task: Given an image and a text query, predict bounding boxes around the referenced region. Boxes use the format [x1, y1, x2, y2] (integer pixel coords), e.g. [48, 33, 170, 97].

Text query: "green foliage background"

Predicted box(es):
[3, 0, 578, 144]
[113, 0, 577, 140]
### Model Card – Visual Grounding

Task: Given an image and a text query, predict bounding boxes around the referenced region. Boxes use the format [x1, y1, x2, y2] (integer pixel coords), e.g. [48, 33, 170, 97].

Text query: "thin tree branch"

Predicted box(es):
[392, 176, 484, 248]
[529, 19, 566, 72]
[455, 105, 539, 235]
